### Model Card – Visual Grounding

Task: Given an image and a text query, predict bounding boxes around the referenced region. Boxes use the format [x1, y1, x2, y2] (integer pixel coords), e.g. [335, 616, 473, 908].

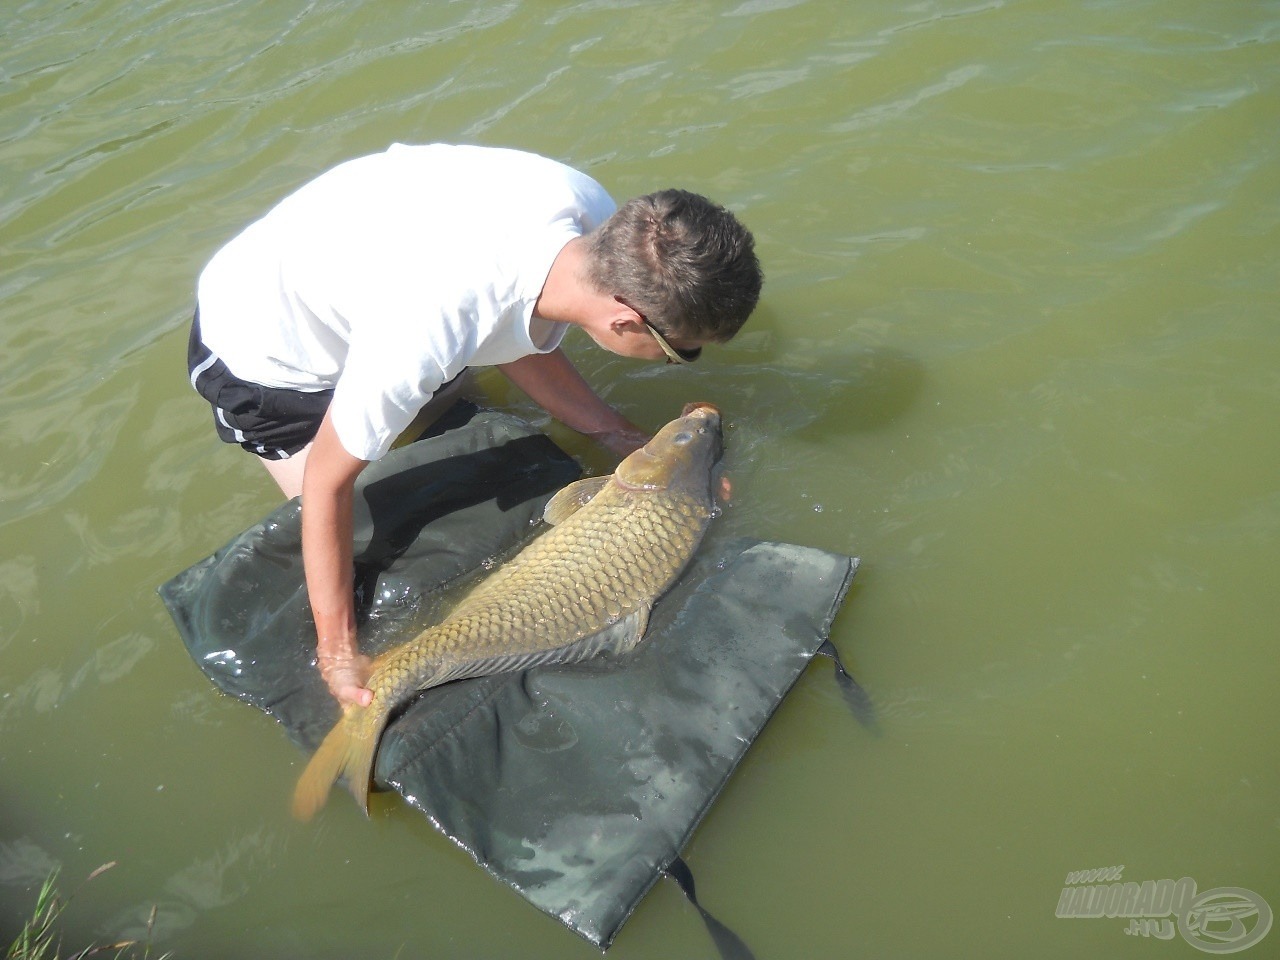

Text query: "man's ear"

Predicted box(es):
[609, 296, 646, 332]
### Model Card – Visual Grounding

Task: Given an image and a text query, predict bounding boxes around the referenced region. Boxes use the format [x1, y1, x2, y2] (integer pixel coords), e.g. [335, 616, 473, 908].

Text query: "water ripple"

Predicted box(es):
[828, 63, 986, 133]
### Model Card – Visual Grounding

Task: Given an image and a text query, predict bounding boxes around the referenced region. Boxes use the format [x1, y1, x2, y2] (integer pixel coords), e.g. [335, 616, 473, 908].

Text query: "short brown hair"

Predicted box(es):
[582, 189, 762, 342]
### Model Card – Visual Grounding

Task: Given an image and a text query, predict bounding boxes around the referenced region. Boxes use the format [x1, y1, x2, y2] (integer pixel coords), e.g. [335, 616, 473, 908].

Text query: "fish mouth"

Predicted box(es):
[680, 402, 720, 417]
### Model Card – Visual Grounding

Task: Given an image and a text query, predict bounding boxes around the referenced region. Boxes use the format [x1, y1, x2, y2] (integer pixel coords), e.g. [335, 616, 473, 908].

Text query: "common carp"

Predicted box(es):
[292, 402, 725, 820]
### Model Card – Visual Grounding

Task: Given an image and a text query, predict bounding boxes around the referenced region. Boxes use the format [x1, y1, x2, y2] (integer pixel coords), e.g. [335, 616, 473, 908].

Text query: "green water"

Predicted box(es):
[3, 0, 1277, 956]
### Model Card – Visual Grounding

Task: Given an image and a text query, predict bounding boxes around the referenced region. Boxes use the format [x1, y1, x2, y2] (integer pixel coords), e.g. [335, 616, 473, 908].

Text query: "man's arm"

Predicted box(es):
[497, 348, 649, 456]
[301, 411, 374, 707]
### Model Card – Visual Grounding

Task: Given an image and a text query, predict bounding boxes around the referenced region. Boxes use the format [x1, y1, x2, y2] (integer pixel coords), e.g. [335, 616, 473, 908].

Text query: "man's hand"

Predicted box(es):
[586, 424, 650, 458]
[318, 652, 374, 708]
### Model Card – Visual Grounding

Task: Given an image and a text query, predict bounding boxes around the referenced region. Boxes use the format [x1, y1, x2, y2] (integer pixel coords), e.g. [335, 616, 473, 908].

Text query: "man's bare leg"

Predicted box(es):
[261, 445, 311, 499]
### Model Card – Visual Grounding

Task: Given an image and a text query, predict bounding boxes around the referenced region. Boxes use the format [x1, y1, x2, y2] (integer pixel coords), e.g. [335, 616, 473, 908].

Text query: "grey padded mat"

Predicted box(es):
[159, 404, 858, 949]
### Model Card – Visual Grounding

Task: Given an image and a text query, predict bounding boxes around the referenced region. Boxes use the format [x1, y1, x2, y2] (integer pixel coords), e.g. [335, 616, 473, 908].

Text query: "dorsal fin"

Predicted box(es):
[542, 476, 610, 525]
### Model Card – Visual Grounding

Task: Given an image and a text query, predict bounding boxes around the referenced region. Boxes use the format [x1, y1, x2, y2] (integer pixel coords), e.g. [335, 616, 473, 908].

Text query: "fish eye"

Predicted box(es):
[673, 431, 693, 445]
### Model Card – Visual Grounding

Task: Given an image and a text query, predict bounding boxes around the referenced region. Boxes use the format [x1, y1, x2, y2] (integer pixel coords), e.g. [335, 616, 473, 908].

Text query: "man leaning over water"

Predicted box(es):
[187, 143, 762, 708]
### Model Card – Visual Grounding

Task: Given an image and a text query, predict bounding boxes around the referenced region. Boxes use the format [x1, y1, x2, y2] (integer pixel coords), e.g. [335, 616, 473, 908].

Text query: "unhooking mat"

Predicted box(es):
[159, 403, 862, 952]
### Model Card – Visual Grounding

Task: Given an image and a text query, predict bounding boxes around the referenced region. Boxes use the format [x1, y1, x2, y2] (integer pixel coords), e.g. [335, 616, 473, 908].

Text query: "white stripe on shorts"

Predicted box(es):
[215, 407, 247, 444]
[189, 351, 219, 389]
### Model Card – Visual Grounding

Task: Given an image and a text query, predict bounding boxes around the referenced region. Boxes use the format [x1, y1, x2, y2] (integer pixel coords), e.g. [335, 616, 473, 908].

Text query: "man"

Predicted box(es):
[188, 143, 761, 707]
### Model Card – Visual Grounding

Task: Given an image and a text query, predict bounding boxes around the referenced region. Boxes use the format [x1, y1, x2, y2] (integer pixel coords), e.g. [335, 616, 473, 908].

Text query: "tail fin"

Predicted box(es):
[291, 707, 382, 821]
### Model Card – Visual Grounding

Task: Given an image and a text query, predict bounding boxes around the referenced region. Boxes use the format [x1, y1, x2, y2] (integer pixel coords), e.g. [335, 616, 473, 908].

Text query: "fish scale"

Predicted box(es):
[292, 403, 724, 820]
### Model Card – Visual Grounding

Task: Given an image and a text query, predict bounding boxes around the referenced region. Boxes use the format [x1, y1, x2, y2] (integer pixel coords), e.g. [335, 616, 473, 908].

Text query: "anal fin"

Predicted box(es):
[434, 603, 655, 685]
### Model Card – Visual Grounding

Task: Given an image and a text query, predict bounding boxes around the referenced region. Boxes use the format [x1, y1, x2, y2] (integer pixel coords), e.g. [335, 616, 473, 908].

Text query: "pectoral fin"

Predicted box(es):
[543, 476, 610, 525]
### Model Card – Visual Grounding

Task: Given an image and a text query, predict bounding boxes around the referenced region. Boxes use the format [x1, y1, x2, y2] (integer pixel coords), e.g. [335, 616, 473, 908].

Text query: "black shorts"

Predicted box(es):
[187, 312, 333, 460]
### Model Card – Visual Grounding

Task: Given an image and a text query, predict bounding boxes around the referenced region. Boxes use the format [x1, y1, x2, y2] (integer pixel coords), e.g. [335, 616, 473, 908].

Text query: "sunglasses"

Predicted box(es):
[643, 319, 702, 364]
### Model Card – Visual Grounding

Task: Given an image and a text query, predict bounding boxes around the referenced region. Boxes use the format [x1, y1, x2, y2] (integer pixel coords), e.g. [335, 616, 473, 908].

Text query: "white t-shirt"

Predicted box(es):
[196, 143, 617, 460]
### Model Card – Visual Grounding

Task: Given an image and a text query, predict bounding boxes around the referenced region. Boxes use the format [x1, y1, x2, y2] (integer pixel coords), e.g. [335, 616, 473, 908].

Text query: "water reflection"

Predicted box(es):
[699, 314, 926, 440]
[107, 828, 288, 943]
[0, 837, 60, 886]
[0, 633, 155, 727]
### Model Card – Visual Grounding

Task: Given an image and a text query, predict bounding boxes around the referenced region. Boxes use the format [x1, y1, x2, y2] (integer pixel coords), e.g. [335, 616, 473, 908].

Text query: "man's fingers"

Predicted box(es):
[338, 684, 374, 708]
[318, 653, 374, 706]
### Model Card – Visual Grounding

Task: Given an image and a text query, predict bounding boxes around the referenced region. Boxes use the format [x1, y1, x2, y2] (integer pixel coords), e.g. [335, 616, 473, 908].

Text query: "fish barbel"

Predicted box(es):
[292, 402, 725, 820]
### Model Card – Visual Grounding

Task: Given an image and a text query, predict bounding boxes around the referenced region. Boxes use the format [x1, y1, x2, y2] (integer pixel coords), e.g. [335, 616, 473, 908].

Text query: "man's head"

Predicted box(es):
[582, 190, 762, 344]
